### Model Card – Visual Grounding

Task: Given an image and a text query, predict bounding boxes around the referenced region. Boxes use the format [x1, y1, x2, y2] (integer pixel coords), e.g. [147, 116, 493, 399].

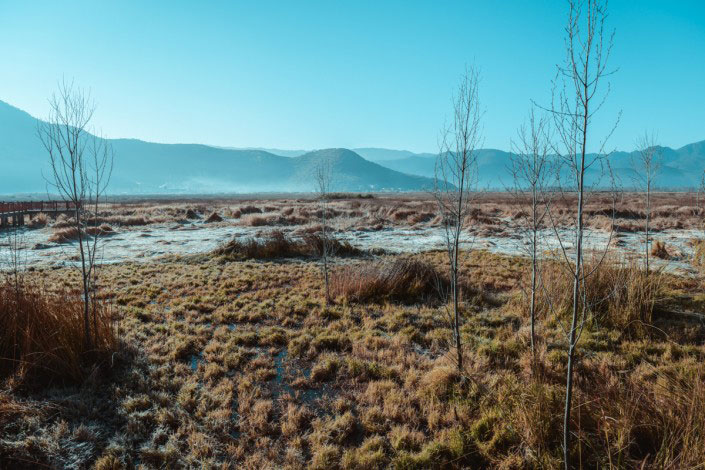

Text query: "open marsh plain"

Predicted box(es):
[2, 192, 705, 469]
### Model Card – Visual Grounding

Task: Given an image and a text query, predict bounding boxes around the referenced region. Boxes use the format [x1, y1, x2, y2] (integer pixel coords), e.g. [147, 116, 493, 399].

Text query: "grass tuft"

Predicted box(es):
[0, 280, 117, 387]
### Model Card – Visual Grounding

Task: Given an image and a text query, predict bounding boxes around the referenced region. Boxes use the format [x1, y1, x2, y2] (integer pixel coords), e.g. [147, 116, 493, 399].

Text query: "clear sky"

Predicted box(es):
[1, 0, 703, 153]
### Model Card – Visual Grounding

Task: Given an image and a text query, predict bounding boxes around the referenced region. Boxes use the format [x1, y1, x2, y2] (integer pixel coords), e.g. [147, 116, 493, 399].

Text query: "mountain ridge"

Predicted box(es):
[2, 99, 704, 193]
[0, 100, 437, 194]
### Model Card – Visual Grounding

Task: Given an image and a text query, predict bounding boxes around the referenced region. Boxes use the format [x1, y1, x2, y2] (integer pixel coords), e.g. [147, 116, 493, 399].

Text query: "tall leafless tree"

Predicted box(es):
[434, 67, 482, 374]
[314, 158, 334, 305]
[38, 79, 113, 350]
[631, 131, 661, 272]
[543, 1, 619, 467]
[509, 107, 553, 356]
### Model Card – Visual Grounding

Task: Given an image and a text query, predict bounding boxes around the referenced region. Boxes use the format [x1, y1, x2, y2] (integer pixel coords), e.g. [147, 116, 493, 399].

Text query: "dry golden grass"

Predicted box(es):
[1, 247, 703, 469]
[48, 226, 81, 243]
[214, 229, 362, 260]
[0, 280, 117, 387]
[48, 224, 113, 243]
[330, 257, 444, 304]
[538, 256, 666, 336]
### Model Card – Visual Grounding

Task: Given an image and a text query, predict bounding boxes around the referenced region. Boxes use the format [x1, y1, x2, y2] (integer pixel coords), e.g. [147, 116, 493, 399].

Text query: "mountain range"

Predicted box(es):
[0, 100, 435, 194]
[1, 99, 704, 194]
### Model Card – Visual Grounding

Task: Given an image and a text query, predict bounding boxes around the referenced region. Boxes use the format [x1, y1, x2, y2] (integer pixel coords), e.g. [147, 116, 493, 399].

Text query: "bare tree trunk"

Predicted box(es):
[434, 66, 482, 375]
[452, 221, 462, 371]
[75, 204, 92, 349]
[645, 182, 650, 272]
[509, 107, 552, 357]
[322, 197, 330, 304]
[633, 131, 660, 274]
[540, 2, 619, 467]
[314, 159, 333, 305]
[530, 226, 537, 353]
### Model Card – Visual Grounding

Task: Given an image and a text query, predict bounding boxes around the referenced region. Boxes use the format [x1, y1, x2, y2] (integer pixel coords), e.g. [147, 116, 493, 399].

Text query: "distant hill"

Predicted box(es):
[0, 100, 437, 194]
[369, 146, 705, 190]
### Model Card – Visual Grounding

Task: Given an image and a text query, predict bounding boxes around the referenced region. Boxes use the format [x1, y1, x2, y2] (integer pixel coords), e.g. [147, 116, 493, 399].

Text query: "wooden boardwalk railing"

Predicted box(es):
[0, 201, 81, 228]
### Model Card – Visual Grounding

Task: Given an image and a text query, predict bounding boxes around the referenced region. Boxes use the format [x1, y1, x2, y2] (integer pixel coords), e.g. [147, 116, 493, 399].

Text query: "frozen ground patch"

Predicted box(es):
[0, 220, 701, 276]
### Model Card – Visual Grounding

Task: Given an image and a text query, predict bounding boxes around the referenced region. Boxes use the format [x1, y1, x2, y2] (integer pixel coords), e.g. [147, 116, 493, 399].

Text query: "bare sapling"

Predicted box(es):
[509, 107, 553, 356]
[3, 225, 27, 293]
[314, 158, 334, 305]
[700, 170, 705, 236]
[631, 131, 661, 273]
[434, 66, 482, 375]
[38, 79, 114, 351]
[542, 1, 620, 467]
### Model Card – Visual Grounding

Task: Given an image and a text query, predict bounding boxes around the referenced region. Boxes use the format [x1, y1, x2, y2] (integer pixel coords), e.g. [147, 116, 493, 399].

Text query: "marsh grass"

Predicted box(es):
[330, 257, 447, 304]
[214, 230, 362, 260]
[48, 224, 113, 243]
[0, 280, 117, 387]
[539, 256, 665, 337]
[1, 248, 703, 469]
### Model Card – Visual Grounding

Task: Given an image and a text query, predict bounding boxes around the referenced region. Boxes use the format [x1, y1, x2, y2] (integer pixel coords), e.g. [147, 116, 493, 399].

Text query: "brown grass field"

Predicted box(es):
[1, 192, 705, 469]
[34, 191, 705, 242]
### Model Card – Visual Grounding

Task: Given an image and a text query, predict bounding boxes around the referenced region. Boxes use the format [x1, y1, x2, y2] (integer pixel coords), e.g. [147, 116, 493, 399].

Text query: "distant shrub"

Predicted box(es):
[214, 230, 362, 260]
[239, 205, 263, 215]
[205, 212, 223, 223]
[86, 224, 113, 236]
[327, 193, 375, 200]
[27, 213, 49, 228]
[52, 214, 73, 229]
[48, 225, 113, 243]
[651, 240, 670, 260]
[244, 215, 272, 227]
[48, 227, 81, 243]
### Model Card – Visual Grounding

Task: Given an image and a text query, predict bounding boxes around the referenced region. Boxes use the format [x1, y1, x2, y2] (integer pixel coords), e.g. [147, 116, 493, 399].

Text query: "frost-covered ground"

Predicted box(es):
[0, 219, 701, 276]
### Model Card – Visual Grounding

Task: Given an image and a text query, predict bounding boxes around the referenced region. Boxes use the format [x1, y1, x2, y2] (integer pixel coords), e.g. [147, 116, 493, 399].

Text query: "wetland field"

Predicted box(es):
[2, 192, 705, 469]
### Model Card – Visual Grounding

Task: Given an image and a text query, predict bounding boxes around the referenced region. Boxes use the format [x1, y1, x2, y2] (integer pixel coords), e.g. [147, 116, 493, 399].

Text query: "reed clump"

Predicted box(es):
[214, 230, 361, 260]
[330, 257, 445, 304]
[540, 256, 665, 337]
[0, 280, 117, 387]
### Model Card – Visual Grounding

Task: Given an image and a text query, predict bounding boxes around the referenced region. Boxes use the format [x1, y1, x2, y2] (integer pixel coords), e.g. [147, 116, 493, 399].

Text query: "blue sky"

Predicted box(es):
[1, 0, 703, 153]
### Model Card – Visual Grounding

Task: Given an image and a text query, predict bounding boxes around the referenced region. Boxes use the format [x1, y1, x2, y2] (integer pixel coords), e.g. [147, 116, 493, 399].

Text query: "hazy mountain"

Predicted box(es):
[218, 147, 308, 158]
[2, 99, 703, 194]
[0, 100, 436, 194]
[353, 148, 437, 162]
[371, 146, 705, 190]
